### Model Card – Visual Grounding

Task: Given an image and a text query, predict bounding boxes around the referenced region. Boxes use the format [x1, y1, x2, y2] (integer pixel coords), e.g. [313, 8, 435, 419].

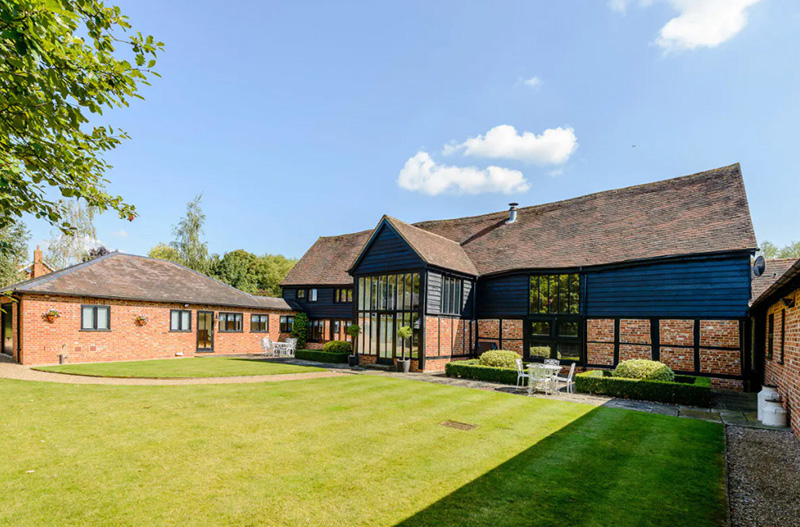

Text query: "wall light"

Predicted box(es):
[782, 297, 795, 308]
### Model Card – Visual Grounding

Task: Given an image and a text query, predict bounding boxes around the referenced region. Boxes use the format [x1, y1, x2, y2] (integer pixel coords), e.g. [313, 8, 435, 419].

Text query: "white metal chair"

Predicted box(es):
[555, 363, 576, 393]
[282, 338, 297, 357]
[528, 364, 553, 395]
[261, 336, 277, 357]
[515, 358, 530, 388]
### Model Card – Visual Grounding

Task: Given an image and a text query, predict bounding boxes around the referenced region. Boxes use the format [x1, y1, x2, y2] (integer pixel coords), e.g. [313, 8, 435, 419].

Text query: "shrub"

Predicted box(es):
[529, 346, 551, 359]
[295, 349, 349, 364]
[322, 340, 352, 354]
[613, 359, 675, 382]
[478, 349, 521, 369]
[291, 313, 309, 348]
[446, 360, 519, 385]
[575, 370, 712, 406]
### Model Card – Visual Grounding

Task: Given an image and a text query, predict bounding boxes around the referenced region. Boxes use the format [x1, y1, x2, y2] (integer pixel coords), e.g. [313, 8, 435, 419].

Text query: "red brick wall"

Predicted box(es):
[425, 316, 439, 357]
[764, 288, 800, 439]
[17, 294, 294, 365]
[619, 319, 652, 361]
[587, 319, 615, 365]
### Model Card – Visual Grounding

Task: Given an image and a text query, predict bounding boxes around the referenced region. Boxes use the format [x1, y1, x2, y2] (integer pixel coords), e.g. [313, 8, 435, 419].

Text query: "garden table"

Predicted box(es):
[527, 364, 562, 395]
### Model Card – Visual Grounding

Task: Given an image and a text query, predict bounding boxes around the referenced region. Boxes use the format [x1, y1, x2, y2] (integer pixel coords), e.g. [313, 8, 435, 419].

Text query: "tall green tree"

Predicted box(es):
[46, 199, 99, 268]
[761, 240, 800, 259]
[148, 243, 182, 264]
[211, 250, 258, 293]
[0, 219, 30, 286]
[252, 254, 297, 297]
[169, 194, 209, 273]
[0, 0, 163, 255]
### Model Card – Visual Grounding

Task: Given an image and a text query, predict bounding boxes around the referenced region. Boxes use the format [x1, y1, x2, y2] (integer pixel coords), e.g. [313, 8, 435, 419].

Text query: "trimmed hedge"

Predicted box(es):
[575, 370, 712, 407]
[322, 340, 352, 354]
[478, 350, 520, 369]
[614, 359, 675, 382]
[294, 349, 349, 364]
[445, 359, 519, 385]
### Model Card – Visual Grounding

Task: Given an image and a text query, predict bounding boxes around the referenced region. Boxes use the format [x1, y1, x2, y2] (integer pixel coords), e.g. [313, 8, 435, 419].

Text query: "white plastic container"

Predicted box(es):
[763, 401, 788, 428]
[758, 385, 780, 421]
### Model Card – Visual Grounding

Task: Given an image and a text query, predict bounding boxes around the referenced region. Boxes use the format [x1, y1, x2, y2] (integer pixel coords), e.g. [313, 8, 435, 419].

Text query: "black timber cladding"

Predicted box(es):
[351, 223, 425, 276]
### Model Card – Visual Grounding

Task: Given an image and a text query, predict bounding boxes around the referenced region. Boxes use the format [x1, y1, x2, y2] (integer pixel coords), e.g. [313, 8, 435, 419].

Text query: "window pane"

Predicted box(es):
[82, 306, 94, 329]
[96, 307, 109, 330]
[559, 274, 569, 313]
[569, 274, 580, 314]
[370, 313, 378, 355]
[531, 321, 550, 336]
[548, 275, 557, 314]
[411, 312, 420, 358]
[558, 321, 578, 337]
[171, 311, 180, 330]
[181, 311, 190, 330]
[412, 273, 420, 311]
[557, 342, 581, 362]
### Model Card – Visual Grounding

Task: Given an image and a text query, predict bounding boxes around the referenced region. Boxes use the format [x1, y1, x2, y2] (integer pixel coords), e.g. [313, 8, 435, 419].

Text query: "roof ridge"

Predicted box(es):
[3, 251, 121, 292]
[413, 163, 742, 227]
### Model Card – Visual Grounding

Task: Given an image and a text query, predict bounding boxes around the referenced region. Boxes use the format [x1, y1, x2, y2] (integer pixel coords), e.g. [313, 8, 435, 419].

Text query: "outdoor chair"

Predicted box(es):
[260, 336, 275, 357]
[555, 363, 576, 394]
[283, 338, 297, 357]
[527, 364, 553, 396]
[515, 358, 530, 388]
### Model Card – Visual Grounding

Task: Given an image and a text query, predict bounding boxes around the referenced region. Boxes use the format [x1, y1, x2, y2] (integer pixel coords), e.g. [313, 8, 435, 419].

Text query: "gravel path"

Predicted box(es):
[0, 362, 344, 386]
[727, 426, 800, 527]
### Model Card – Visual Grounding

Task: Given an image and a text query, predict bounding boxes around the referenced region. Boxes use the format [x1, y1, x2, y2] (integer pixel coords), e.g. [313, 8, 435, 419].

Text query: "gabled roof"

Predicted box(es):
[751, 258, 800, 307]
[1, 252, 294, 311]
[281, 230, 372, 286]
[348, 216, 478, 276]
[282, 164, 758, 283]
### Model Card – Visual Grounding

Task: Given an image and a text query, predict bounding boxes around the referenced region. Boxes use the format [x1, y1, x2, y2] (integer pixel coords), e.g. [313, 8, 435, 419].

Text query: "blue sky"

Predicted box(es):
[26, 0, 800, 259]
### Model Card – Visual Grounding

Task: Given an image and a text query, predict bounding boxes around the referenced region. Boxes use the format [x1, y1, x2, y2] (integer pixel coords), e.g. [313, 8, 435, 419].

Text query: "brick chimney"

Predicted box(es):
[31, 246, 49, 279]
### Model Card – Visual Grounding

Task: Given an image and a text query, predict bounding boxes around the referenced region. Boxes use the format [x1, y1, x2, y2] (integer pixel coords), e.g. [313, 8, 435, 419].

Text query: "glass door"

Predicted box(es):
[1, 306, 12, 356]
[526, 315, 582, 363]
[197, 311, 214, 352]
[378, 313, 394, 364]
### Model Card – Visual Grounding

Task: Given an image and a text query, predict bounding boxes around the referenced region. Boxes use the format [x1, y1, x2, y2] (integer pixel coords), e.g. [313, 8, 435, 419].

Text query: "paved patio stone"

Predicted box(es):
[679, 408, 722, 422]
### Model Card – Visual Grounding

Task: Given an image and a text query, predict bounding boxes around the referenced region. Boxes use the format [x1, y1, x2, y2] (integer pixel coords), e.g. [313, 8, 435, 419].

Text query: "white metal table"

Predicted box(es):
[527, 364, 561, 395]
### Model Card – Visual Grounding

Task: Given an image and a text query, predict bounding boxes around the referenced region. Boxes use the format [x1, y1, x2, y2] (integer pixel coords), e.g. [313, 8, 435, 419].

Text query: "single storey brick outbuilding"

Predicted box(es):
[0, 253, 296, 365]
[282, 164, 760, 389]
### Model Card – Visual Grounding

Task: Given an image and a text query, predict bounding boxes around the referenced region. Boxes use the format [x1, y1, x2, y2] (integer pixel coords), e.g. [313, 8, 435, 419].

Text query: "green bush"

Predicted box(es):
[613, 359, 675, 382]
[291, 313, 309, 348]
[478, 349, 521, 369]
[445, 360, 519, 385]
[295, 349, 349, 364]
[322, 340, 352, 354]
[529, 346, 551, 359]
[575, 370, 712, 406]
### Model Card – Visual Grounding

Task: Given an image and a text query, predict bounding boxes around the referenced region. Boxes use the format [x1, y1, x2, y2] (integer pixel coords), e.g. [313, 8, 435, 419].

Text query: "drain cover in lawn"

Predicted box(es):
[441, 420, 476, 431]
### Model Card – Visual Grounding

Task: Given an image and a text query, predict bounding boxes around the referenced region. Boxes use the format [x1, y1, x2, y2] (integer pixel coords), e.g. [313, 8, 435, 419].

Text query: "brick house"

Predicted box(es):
[0, 252, 296, 365]
[282, 164, 759, 389]
[751, 258, 800, 438]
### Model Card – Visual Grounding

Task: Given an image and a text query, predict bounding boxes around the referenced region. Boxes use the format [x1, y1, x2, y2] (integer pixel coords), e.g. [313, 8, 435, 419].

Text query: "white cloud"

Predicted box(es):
[521, 76, 542, 88]
[444, 125, 578, 165]
[112, 229, 128, 238]
[610, 0, 763, 51]
[397, 152, 530, 196]
[656, 0, 763, 52]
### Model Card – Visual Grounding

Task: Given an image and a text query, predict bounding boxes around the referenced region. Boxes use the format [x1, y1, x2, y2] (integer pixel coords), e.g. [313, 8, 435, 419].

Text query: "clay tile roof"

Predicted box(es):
[751, 258, 800, 305]
[382, 216, 478, 276]
[1, 252, 294, 311]
[282, 164, 758, 282]
[281, 230, 372, 286]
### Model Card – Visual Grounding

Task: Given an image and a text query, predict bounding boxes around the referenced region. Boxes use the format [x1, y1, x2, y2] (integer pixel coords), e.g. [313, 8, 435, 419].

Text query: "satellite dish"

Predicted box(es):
[753, 255, 766, 277]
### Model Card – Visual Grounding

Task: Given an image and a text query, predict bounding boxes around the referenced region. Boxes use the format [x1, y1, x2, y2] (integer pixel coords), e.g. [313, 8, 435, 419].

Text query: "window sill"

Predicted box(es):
[250, 330, 269, 333]
[169, 329, 192, 333]
[80, 329, 111, 332]
[218, 330, 243, 333]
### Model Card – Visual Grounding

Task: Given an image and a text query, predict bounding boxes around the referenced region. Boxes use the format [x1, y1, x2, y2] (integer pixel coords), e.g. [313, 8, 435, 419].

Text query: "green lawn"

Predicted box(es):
[0, 375, 727, 527]
[33, 357, 325, 378]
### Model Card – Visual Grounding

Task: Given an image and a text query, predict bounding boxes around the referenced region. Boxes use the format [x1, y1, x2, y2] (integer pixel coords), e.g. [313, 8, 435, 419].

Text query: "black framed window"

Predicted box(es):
[767, 313, 775, 360]
[779, 310, 786, 364]
[527, 315, 582, 363]
[309, 289, 318, 302]
[356, 273, 421, 359]
[530, 274, 580, 315]
[334, 288, 353, 303]
[331, 320, 341, 339]
[170, 310, 191, 331]
[441, 276, 463, 315]
[280, 316, 294, 333]
[308, 320, 324, 342]
[297, 289, 306, 300]
[218, 312, 243, 332]
[251, 314, 269, 333]
[81, 305, 110, 331]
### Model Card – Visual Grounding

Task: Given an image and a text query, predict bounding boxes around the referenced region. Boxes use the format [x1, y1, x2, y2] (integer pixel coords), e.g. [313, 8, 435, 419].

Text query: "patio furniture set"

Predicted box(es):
[515, 358, 576, 396]
[260, 337, 297, 358]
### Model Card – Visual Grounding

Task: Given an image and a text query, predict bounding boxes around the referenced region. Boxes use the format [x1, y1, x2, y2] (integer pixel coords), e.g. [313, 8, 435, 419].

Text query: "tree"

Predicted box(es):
[211, 250, 258, 293]
[170, 194, 209, 273]
[252, 254, 298, 297]
[82, 245, 110, 262]
[0, 219, 30, 287]
[148, 243, 182, 263]
[0, 0, 163, 255]
[760, 240, 800, 259]
[46, 199, 99, 268]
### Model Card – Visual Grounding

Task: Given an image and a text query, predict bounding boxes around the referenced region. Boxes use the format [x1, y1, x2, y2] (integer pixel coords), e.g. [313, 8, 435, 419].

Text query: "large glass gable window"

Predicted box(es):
[356, 273, 421, 361]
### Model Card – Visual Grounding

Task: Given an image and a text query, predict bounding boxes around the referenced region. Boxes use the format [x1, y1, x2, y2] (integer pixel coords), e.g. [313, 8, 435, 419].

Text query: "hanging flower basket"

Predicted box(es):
[135, 315, 149, 327]
[44, 309, 61, 323]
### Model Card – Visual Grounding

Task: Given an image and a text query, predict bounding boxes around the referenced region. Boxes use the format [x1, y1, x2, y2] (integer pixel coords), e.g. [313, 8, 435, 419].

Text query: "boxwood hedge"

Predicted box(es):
[445, 359, 519, 385]
[575, 369, 712, 407]
[295, 349, 349, 364]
